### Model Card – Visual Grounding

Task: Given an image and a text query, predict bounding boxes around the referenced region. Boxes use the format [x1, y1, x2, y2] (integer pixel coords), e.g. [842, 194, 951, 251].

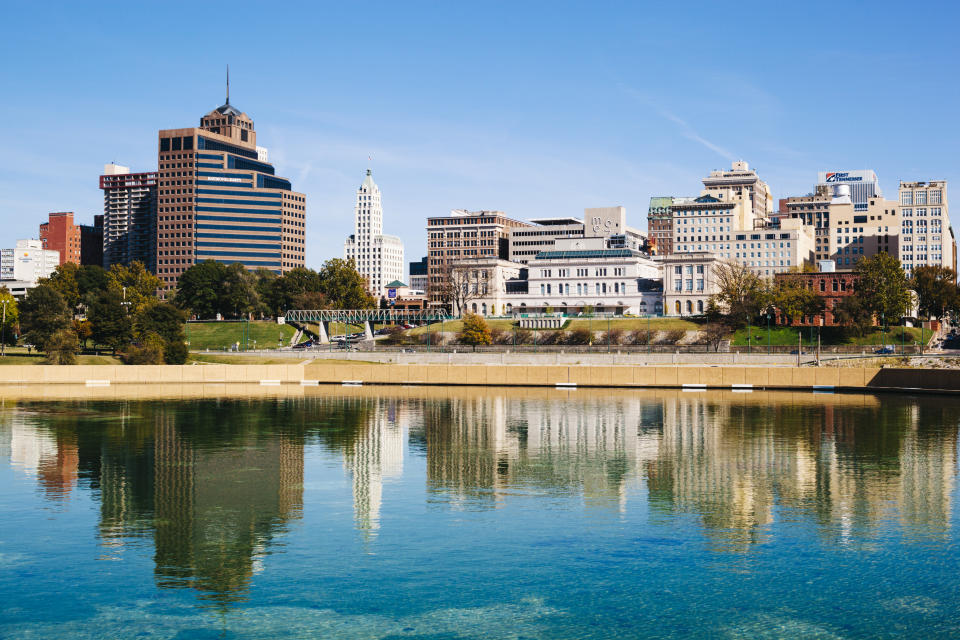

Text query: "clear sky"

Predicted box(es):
[1, 1, 958, 271]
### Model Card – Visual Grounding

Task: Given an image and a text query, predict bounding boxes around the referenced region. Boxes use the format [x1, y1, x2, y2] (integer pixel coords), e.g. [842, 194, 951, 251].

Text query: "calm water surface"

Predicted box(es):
[1, 387, 958, 638]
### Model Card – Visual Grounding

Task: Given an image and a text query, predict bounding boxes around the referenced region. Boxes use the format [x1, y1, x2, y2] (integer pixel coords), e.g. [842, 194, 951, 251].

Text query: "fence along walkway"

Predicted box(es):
[284, 309, 451, 344]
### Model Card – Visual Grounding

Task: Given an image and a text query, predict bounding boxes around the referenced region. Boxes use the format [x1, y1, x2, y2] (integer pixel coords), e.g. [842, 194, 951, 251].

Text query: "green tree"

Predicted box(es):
[832, 295, 873, 337]
[87, 290, 133, 354]
[269, 267, 324, 314]
[253, 269, 281, 316]
[107, 261, 162, 313]
[318, 259, 375, 309]
[911, 265, 957, 321]
[76, 265, 110, 299]
[457, 313, 491, 349]
[221, 263, 260, 318]
[43, 327, 78, 364]
[45, 262, 81, 310]
[853, 253, 911, 326]
[174, 260, 226, 319]
[134, 302, 188, 364]
[0, 287, 19, 346]
[19, 284, 72, 349]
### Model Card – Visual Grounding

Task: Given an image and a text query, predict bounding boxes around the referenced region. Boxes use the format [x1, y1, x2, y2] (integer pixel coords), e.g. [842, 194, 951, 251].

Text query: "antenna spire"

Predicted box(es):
[226, 64, 230, 105]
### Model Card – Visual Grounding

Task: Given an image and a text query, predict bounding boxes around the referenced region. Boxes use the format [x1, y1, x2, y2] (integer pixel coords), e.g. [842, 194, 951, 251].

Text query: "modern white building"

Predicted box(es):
[508, 207, 647, 264]
[816, 170, 882, 212]
[502, 237, 662, 316]
[898, 180, 953, 277]
[1, 239, 59, 286]
[344, 169, 404, 297]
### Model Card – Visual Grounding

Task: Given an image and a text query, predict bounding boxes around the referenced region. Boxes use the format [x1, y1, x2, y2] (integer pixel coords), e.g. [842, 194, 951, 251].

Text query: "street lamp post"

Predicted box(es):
[767, 311, 771, 355]
[1, 299, 6, 357]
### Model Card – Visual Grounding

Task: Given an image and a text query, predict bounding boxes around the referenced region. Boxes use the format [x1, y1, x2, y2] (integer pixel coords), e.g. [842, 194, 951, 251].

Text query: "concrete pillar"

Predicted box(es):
[364, 320, 374, 340]
[318, 321, 330, 344]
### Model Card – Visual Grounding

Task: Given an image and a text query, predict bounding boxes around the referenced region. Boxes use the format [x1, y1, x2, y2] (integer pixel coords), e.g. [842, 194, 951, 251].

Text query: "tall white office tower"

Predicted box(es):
[344, 169, 404, 297]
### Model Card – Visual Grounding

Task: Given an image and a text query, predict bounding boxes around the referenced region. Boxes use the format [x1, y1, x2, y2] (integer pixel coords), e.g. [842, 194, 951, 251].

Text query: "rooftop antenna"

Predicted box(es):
[226, 64, 230, 105]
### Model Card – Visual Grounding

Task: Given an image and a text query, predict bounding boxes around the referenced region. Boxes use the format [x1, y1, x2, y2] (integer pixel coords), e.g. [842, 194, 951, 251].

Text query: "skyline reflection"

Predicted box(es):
[1, 389, 957, 607]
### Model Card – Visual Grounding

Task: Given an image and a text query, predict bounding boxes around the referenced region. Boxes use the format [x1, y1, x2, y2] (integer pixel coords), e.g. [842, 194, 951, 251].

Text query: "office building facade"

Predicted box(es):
[426, 210, 531, 308]
[156, 92, 306, 291]
[647, 196, 693, 256]
[825, 189, 899, 269]
[408, 256, 428, 293]
[344, 169, 404, 297]
[100, 164, 158, 271]
[80, 215, 103, 267]
[701, 161, 773, 221]
[898, 180, 952, 276]
[39, 212, 80, 266]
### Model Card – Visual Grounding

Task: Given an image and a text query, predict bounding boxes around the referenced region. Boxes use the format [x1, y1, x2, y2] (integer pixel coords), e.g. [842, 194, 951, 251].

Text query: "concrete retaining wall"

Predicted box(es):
[0, 363, 958, 394]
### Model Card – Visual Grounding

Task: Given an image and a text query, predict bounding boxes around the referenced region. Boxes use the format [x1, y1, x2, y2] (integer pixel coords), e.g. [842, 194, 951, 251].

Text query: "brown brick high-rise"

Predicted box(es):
[39, 212, 81, 265]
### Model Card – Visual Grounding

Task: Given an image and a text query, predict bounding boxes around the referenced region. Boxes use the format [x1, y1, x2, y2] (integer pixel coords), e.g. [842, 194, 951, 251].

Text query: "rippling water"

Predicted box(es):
[1, 387, 958, 638]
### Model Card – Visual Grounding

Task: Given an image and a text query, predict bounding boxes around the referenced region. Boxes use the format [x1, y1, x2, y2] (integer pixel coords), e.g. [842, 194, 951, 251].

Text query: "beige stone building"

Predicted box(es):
[451, 257, 525, 316]
[824, 188, 899, 269]
[898, 180, 953, 277]
[662, 252, 719, 316]
[701, 160, 773, 221]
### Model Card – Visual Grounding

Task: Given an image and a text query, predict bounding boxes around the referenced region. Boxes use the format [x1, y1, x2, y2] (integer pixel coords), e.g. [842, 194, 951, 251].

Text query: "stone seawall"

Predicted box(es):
[0, 364, 958, 394]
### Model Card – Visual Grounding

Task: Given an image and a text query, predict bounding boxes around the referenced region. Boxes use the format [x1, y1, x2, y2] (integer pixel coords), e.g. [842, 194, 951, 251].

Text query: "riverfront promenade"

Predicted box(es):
[0, 362, 959, 394]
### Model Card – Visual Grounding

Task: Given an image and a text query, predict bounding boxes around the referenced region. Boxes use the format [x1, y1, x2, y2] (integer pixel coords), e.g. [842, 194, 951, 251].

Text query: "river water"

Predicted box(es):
[1, 387, 958, 638]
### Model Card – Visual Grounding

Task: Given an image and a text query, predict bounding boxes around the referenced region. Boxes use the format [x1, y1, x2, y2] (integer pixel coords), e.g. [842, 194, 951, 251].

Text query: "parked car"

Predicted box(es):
[874, 346, 895, 354]
[292, 340, 314, 350]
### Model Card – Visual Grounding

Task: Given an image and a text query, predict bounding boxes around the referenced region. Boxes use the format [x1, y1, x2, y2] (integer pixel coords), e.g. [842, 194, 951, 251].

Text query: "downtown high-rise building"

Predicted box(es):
[155, 85, 306, 291]
[898, 180, 954, 277]
[344, 169, 403, 297]
[39, 212, 80, 266]
[99, 164, 158, 271]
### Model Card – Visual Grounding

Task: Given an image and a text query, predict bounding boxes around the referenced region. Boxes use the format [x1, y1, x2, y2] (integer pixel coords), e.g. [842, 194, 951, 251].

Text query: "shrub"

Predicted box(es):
[43, 328, 78, 365]
[122, 332, 165, 365]
[163, 340, 189, 364]
[630, 329, 653, 345]
[566, 328, 593, 345]
[513, 328, 533, 345]
[535, 330, 565, 345]
[659, 329, 687, 345]
[383, 326, 408, 345]
[600, 329, 625, 345]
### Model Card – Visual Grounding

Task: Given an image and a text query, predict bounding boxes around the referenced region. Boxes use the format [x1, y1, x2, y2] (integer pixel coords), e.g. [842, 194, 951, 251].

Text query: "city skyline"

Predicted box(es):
[1, 2, 959, 271]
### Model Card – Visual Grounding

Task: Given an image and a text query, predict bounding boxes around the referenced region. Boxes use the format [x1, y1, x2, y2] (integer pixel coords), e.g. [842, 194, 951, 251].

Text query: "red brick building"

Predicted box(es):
[774, 270, 859, 326]
[39, 211, 81, 266]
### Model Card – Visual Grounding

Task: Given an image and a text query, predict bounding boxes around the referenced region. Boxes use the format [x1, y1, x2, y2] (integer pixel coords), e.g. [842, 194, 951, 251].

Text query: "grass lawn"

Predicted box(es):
[731, 325, 928, 347]
[186, 321, 297, 351]
[0, 353, 122, 365]
[190, 354, 382, 365]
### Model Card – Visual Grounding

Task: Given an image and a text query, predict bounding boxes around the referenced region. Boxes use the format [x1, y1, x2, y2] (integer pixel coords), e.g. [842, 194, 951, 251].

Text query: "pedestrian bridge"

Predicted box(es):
[283, 309, 451, 343]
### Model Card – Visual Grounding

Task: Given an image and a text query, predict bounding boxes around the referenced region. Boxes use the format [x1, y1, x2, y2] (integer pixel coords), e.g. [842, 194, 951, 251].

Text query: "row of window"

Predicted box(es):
[540, 282, 630, 296]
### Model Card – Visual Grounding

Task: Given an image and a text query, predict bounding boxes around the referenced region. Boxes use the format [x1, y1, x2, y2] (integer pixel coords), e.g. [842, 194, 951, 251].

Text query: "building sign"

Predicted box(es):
[387, 288, 397, 299]
[824, 172, 862, 183]
[203, 176, 245, 183]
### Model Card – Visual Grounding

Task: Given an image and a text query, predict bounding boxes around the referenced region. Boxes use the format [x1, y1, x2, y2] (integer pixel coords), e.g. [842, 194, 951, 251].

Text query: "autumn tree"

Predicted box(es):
[457, 313, 491, 349]
[0, 287, 19, 346]
[437, 261, 489, 316]
[107, 261, 162, 313]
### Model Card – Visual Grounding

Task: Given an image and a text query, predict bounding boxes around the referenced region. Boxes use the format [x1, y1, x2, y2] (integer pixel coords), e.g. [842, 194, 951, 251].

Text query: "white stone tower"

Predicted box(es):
[344, 169, 404, 297]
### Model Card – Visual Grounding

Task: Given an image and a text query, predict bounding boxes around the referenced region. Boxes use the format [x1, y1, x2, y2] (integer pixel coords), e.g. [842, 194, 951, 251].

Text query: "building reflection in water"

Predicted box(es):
[0, 389, 957, 601]
[1, 401, 305, 609]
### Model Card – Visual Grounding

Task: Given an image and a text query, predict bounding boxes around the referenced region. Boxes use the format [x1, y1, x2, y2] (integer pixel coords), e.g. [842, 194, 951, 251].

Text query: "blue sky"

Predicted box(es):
[1, 1, 958, 271]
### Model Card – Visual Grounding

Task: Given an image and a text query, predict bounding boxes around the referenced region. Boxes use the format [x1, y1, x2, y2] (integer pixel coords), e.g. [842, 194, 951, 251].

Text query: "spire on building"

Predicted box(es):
[226, 64, 230, 106]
